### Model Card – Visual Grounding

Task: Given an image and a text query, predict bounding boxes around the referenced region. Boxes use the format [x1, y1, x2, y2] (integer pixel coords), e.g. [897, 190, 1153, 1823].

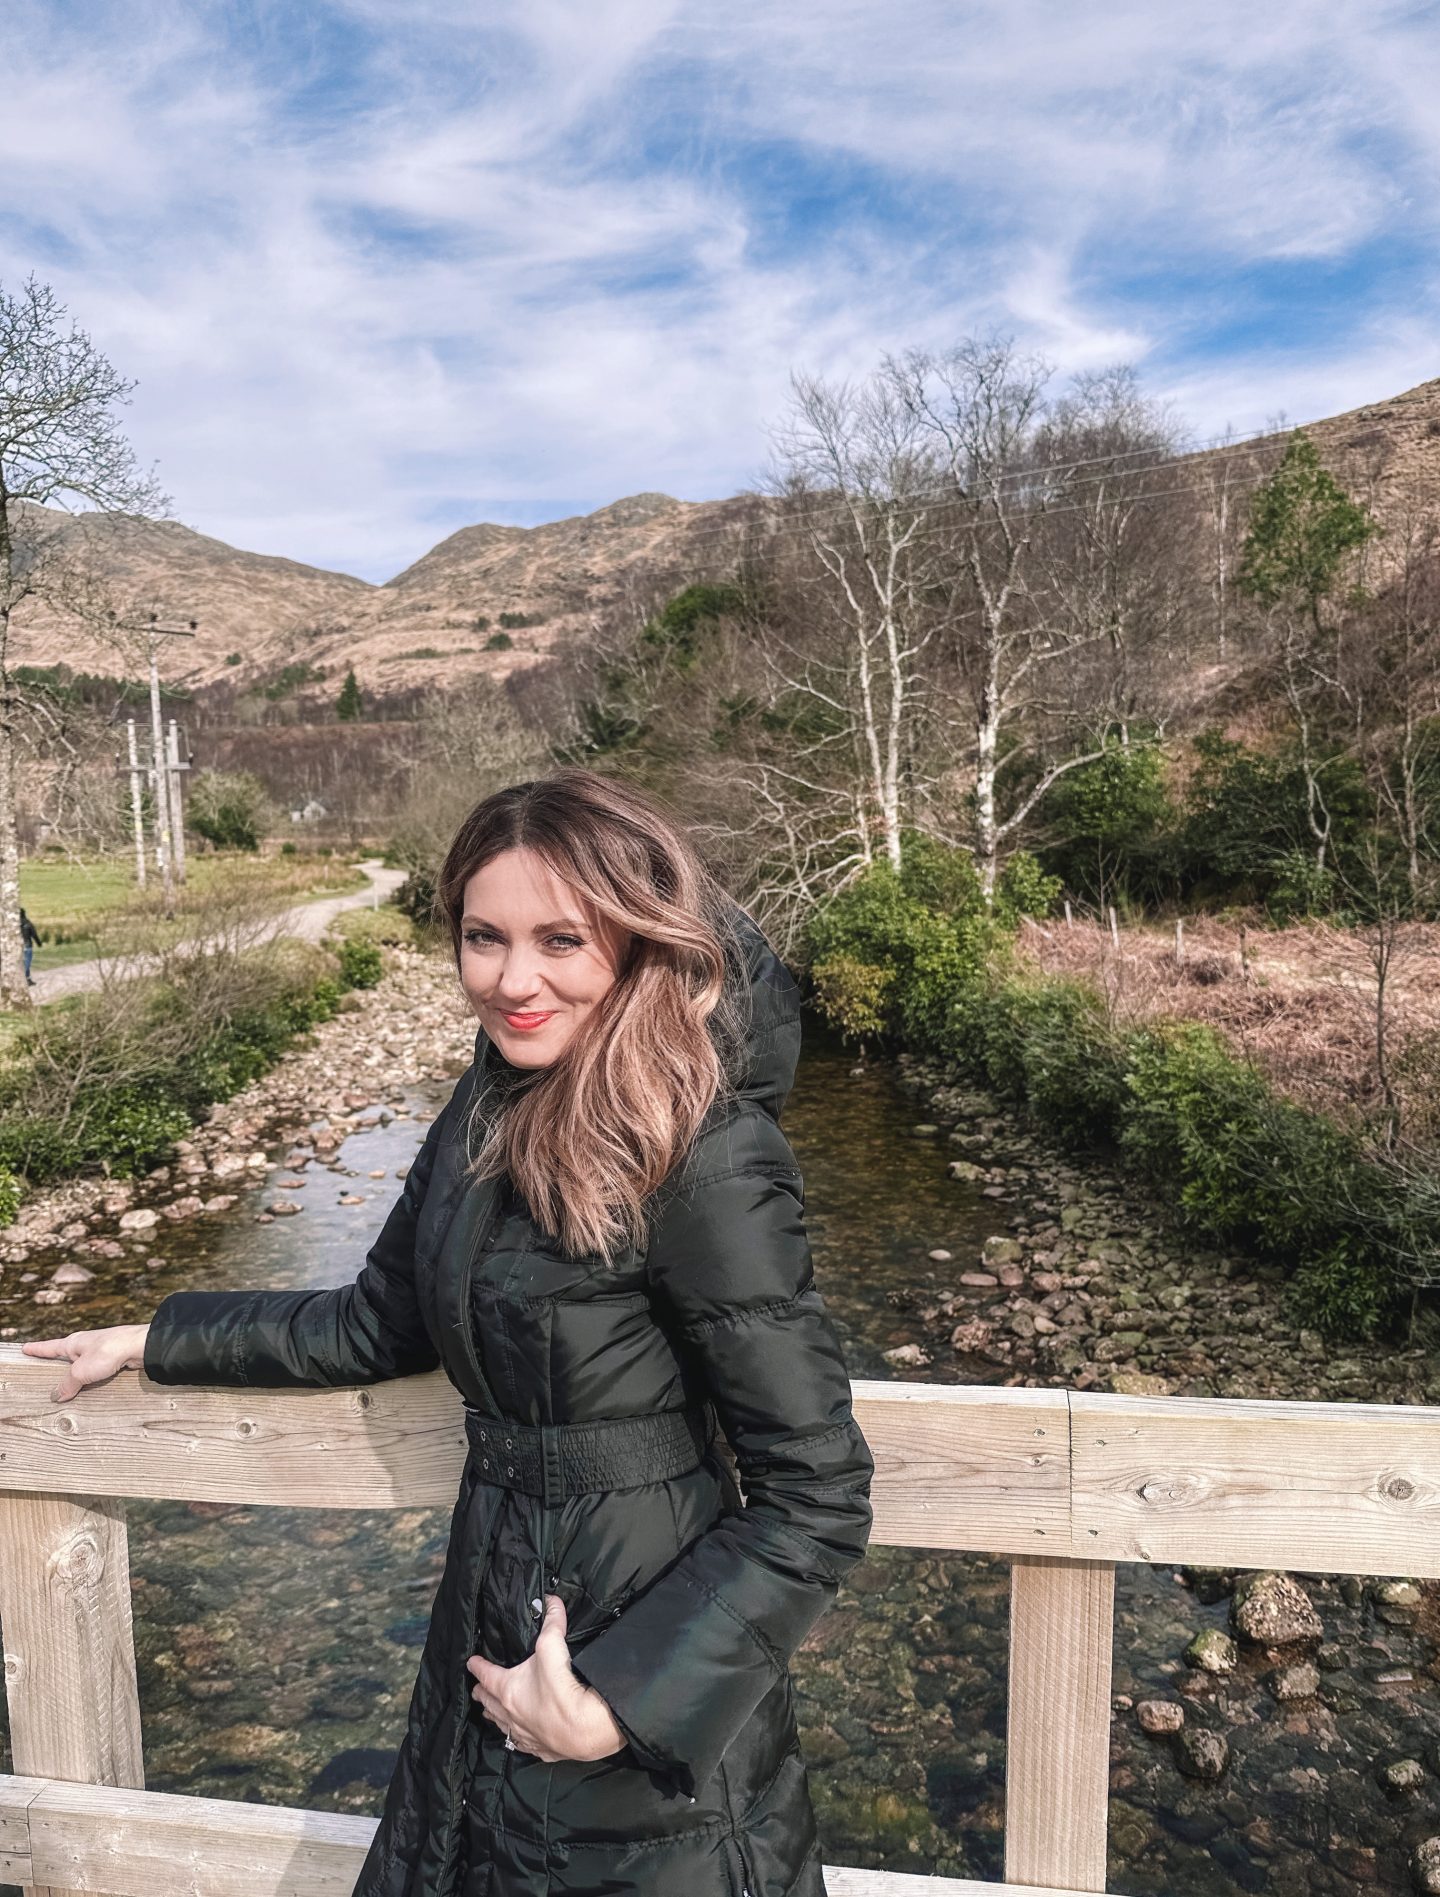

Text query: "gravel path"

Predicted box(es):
[29, 859, 406, 1004]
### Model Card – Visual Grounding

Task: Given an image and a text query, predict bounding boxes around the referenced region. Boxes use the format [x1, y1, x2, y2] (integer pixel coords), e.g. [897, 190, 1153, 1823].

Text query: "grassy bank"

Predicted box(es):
[806, 840, 1431, 1345]
[18, 850, 368, 969]
[0, 922, 388, 1222]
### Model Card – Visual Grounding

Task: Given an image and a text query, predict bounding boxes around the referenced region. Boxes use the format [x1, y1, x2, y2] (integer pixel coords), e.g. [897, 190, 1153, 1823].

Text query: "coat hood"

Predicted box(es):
[726, 902, 802, 1121]
[466, 902, 801, 1123]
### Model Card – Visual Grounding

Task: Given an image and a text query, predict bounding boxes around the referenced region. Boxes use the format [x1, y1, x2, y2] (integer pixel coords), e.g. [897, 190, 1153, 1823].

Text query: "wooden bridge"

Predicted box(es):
[0, 1346, 1436, 1895]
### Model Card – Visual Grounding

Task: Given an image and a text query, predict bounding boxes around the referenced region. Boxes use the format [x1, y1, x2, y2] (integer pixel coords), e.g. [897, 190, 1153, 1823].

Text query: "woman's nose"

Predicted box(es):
[494, 952, 544, 1001]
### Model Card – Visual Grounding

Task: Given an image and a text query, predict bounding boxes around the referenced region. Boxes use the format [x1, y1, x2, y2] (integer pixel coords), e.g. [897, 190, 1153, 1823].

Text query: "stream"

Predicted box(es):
[2, 1018, 1437, 1894]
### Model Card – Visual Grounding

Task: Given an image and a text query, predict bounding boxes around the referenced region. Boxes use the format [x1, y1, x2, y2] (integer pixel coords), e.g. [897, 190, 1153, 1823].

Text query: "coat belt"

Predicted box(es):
[463, 1401, 714, 1504]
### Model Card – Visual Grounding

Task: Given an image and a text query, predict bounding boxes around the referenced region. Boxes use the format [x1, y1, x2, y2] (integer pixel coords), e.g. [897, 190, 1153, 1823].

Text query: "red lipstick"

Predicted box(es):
[499, 1010, 555, 1032]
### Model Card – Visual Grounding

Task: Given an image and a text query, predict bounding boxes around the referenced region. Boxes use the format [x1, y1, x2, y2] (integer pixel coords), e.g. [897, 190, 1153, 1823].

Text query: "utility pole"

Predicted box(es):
[125, 718, 146, 888]
[166, 716, 189, 885]
[129, 614, 197, 919]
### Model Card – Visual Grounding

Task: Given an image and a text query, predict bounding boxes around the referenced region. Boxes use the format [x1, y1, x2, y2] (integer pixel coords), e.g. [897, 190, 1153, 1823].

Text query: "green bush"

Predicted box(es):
[0, 1164, 20, 1226]
[395, 867, 439, 929]
[484, 630, 514, 650]
[980, 976, 1128, 1144]
[336, 935, 383, 989]
[333, 905, 419, 949]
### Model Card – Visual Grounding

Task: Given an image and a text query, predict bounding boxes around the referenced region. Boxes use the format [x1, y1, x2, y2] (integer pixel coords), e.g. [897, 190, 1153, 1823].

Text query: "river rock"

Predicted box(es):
[950, 1318, 993, 1353]
[162, 1196, 205, 1221]
[1412, 1838, 1440, 1894]
[882, 1344, 932, 1368]
[1185, 1629, 1238, 1673]
[911, 1123, 940, 1138]
[204, 1194, 238, 1213]
[267, 1201, 304, 1217]
[1270, 1661, 1320, 1701]
[1231, 1571, 1323, 1647]
[1377, 1757, 1427, 1795]
[959, 1272, 998, 1288]
[211, 1154, 248, 1180]
[51, 1261, 95, 1285]
[1110, 1371, 1172, 1396]
[927, 1248, 952, 1262]
[1175, 1728, 1229, 1780]
[948, 1160, 986, 1182]
[118, 1208, 159, 1232]
[1135, 1699, 1184, 1734]
[982, 1237, 1023, 1267]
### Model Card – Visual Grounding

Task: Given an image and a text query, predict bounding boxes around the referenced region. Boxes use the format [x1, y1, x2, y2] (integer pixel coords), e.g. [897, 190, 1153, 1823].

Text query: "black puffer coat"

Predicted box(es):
[142, 916, 875, 1896]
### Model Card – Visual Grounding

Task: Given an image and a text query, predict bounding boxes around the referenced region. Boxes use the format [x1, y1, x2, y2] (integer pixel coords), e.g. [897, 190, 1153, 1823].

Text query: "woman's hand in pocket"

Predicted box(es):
[467, 1594, 628, 1762]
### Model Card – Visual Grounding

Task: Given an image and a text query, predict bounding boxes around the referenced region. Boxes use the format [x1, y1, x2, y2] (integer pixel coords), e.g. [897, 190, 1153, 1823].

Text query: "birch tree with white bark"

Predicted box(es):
[0, 275, 167, 1003]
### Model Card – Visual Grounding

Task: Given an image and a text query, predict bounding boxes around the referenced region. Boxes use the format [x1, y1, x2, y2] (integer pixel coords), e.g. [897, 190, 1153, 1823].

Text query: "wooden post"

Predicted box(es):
[1005, 1554, 1115, 1891]
[1174, 916, 1185, 966]
[1063, 899, 1073, 930]
[1107, 906, 1119, 949]
[0, 1492, 145, 1897]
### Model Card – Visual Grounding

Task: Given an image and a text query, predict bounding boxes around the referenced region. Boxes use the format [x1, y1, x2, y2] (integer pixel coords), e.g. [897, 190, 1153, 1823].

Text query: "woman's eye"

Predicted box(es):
[459, 925, 576, 948]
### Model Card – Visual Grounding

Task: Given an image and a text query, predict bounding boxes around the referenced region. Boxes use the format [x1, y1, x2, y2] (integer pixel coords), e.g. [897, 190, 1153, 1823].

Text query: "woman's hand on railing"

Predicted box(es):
[21, 1324, 153, 1403]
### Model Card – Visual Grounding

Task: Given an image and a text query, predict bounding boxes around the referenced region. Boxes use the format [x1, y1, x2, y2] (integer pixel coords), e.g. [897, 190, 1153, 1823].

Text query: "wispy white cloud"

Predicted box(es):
[1, 0, 1436, 579]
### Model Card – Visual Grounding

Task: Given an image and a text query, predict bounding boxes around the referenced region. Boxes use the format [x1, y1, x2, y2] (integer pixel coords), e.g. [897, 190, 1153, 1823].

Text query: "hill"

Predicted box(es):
[9, 376, 1439, 704]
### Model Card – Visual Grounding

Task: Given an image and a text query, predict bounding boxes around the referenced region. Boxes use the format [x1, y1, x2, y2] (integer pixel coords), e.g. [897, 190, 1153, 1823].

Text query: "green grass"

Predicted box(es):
[18, 852, 370, 975]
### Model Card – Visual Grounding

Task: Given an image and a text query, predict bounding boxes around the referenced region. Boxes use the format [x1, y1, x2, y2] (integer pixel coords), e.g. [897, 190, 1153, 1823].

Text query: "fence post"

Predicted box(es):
[1005, 1553, 1115, 1891]
[0, 1492, 145, 1897]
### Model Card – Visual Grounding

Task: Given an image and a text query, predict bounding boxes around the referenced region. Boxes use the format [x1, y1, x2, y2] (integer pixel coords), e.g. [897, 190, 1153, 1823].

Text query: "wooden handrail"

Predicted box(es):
[2, 1345, 1437, 1895]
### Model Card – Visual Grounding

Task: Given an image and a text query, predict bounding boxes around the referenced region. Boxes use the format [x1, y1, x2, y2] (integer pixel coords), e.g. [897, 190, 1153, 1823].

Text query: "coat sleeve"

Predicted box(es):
[568, 1112, 875, 1798]
[141, 1098, 452, 1389]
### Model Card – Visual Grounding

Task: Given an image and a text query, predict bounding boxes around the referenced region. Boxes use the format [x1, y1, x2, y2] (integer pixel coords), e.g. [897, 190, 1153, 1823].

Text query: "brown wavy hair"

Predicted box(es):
[435, 768, 746, 1261]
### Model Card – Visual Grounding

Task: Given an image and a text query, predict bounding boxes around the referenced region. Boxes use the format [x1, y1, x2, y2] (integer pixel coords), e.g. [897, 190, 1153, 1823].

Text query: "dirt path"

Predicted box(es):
[29, 859, 407, 1004]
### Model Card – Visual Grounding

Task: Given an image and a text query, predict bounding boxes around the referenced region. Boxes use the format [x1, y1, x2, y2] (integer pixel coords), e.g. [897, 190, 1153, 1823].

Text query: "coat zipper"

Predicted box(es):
[435, 1190, 510, 1897]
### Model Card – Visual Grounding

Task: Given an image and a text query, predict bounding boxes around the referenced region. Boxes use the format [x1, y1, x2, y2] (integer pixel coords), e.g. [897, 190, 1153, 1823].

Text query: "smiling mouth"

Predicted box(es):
[498, 1010, 555, 1031]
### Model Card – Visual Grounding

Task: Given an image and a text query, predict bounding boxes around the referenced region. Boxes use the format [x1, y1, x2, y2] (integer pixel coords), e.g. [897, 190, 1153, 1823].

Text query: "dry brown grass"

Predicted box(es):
[1020, 912, 1440, 1142]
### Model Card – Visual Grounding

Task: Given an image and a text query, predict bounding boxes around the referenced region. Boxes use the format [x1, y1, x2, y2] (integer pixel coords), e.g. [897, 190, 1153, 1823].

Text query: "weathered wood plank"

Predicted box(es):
[4, 1349, 1439, 1575]
[856, 1383, 1072, 1552]
[2, 1775, 1101, 1897]
[1071, 1390, 1440, 1578]
[0, 1494, 145, 1897]
[1003, 1555, 1115, 1892]
[0, 1773, 44, 1884]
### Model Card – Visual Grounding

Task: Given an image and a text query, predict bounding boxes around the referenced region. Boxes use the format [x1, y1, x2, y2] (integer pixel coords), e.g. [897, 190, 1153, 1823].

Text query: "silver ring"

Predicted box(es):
[504, 1733, 516, 1750]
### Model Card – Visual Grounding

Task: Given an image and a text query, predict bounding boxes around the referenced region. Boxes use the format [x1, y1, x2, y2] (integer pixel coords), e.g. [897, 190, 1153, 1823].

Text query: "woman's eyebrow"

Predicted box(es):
[459, 914, 588, 933]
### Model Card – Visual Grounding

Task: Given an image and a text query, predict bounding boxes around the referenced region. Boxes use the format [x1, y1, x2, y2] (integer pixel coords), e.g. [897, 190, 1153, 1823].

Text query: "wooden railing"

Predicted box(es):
[1, 1345, 1437, 1895]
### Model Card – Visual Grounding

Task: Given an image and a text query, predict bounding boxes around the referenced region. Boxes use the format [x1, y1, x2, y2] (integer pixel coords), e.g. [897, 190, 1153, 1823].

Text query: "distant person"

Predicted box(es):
[19, 907, 43, 986]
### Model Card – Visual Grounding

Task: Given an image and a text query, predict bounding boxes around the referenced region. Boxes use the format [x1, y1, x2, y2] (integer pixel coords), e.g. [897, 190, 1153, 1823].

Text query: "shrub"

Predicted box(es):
[994, 850, 1062, 925]
[396, 868, 438, 930]
[188, 770, 272, 852]
[0, 1165, 20, 1226]
[980, 975, 1128, 1144]
[485, 630, 514, 650]
[1119, 1021, 1361, 1261]
[336, 935, 383, 989]
[809, 955, 895, 1042]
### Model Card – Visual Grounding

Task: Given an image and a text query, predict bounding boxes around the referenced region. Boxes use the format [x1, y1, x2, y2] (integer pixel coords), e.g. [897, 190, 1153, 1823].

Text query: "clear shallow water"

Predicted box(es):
[2, 1020, 1435, 1893]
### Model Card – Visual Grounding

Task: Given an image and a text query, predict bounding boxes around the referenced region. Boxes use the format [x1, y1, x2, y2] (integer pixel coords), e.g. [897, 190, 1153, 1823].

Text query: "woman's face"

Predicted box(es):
[458, 847, 623, 1067]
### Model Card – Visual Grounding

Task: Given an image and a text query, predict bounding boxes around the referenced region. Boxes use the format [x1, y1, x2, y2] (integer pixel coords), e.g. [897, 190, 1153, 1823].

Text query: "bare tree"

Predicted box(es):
[0, 275, 168, 1002]
[765, 367, 939, 874]
[886, 336, 1136, 895]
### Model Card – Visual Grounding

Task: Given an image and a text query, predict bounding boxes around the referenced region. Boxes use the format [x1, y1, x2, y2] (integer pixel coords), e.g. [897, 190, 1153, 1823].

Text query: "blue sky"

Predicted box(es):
[4, 0, 1439, 581]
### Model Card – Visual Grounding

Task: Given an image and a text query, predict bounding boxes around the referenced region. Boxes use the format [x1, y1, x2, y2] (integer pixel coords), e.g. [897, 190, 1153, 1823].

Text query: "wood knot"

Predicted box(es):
[354, 1390, 373, 1410]
[1383, 1474, 1415, 1502]
[1137, 1472, 1202, 1508]
[4, 1652, 24, 1687]
[54, 1410, 77, 1434]
[235, 1418, 257, 1439]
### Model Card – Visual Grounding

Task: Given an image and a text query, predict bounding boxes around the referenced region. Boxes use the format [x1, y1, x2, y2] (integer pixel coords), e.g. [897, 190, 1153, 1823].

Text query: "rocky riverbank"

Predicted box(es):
[890, 1050, 1440, 1409]
[874, 1049, 1440, 1894]
[0, 948, 474, 1329]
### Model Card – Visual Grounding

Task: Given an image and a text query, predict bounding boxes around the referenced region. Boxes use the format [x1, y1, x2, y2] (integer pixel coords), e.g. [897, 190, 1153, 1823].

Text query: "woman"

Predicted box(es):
[23, 768, 876, 1897]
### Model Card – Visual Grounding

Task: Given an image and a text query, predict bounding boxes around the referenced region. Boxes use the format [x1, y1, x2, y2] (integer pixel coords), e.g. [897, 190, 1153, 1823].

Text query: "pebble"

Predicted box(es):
[1135, 1699, 1184, 1735]
[266, 1202, 304, 1217]
[51, 1262, 95, 1286]
[926, 1248, 952, 1262]
[1175, 1728, 1229, 1780]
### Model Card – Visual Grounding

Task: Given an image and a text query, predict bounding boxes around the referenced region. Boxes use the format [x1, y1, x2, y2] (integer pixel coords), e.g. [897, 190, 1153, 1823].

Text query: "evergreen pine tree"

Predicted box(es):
[337, 666, 363, 721]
